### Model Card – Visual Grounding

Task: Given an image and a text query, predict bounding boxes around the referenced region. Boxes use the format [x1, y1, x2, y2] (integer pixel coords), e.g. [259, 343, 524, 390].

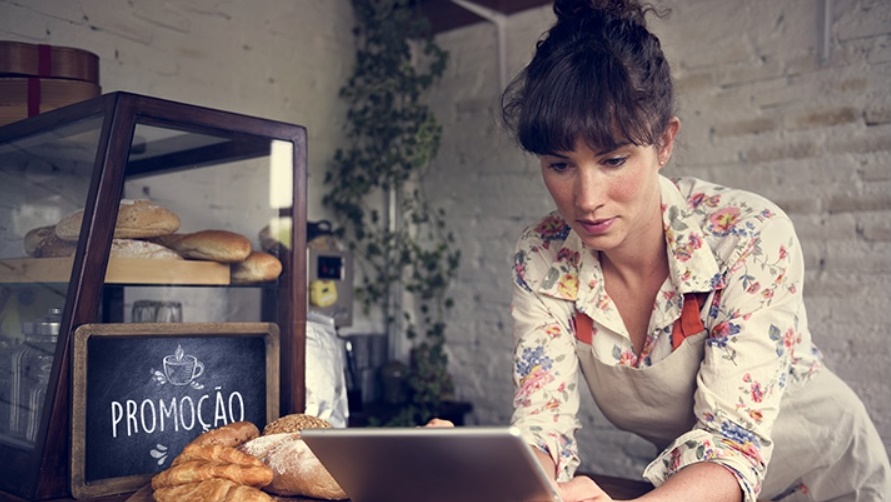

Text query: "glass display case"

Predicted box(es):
[0, 92, 307, 500]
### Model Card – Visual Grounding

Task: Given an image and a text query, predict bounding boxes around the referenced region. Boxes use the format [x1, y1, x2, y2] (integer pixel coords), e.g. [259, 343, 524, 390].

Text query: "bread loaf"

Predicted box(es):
[230, 251, 283, 284]
[110, 239, 182, 260]
[262, 413, 333, 436]
[239, 432, 347, 500]
[54, 199, 181, 241]
[190, 421, 260, 449]
[24, 225, 76, 258]
[152, 478, 274, 502]
[156, 230, 252, 263]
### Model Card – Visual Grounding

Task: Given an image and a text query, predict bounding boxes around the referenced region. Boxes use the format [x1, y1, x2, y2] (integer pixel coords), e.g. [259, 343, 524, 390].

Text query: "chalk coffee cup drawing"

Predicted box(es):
[162, 345, 204, 386]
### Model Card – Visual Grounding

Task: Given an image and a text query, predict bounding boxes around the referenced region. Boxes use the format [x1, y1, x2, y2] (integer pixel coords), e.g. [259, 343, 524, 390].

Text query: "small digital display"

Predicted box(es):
[317, 255, 344, 280]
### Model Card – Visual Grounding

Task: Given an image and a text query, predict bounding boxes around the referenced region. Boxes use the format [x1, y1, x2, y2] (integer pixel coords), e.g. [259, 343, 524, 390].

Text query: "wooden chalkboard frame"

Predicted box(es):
[69, 322, 281, 499]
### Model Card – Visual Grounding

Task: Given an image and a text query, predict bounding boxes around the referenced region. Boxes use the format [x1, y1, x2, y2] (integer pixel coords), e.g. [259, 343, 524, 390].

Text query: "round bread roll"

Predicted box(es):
[230, 251, 282, 284]
[24, 225, 77, 258]
[263, 413, 332, 436]
[159, 230, 252, 263]
[54, 199, 181, 241]
[239, 432, 347, 500]
[110, 239, 182, 260]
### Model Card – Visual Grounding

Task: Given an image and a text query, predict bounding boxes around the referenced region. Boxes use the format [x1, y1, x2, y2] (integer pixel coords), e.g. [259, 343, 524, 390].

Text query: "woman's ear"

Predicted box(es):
[657, 117, 681, 167]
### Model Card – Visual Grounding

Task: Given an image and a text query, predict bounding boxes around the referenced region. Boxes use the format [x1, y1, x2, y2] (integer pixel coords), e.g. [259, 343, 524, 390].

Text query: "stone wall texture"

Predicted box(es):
[2, 0, 888, 479]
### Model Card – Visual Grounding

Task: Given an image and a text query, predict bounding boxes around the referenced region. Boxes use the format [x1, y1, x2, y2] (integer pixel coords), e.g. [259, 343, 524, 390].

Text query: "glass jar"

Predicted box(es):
[8, 308, 61, 445]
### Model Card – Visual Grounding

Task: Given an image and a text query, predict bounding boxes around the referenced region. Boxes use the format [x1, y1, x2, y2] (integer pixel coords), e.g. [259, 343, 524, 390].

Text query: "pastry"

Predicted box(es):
[152, 478, 274, 502]
[172, 444, 265, 467]
[54, 199, 181, 241]
[230, 251, 283, 284]
[150, 459, 272, 490]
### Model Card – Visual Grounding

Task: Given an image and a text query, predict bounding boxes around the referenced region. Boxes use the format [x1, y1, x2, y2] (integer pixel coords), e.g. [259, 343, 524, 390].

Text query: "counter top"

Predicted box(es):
[114, 473, 652, 501]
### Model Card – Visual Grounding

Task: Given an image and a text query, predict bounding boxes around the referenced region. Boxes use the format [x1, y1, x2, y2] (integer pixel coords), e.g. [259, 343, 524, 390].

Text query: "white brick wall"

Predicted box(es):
[427, 0, 891, 477]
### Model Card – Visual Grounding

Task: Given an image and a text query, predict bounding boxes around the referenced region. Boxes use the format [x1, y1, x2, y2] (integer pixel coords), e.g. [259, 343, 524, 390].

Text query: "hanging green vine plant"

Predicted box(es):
[323, 0, 461, 425]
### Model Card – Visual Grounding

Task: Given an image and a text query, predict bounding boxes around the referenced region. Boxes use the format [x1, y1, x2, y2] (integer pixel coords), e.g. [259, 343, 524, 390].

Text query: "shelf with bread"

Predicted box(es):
[0, 92, 308, 502]
[5, 201, 285, 286]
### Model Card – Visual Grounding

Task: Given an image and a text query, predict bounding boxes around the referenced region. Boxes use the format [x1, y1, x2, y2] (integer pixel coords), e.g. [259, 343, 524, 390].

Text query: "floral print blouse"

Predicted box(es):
[510, 176, 823, 500]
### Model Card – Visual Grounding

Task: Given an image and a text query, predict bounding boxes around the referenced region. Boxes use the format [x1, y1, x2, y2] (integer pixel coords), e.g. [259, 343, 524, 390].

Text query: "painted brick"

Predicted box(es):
[711, 116, 777, 137]
[786, 106, 861, 129]
[744, 138, 821, 163]
[865, 100, 891, 125]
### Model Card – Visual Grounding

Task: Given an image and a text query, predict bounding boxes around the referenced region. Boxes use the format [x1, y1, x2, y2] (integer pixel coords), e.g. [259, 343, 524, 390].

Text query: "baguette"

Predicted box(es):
[239, 432, 347, 500]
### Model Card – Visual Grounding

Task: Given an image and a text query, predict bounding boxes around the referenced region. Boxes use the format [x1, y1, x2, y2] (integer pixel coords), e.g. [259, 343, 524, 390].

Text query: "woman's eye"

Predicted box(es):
[548, 162, 569, 172]
[603, 156, 627, 168]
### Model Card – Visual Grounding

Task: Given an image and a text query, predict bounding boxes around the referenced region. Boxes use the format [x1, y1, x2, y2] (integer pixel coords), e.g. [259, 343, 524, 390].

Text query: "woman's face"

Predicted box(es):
[539, 120, 679, 255]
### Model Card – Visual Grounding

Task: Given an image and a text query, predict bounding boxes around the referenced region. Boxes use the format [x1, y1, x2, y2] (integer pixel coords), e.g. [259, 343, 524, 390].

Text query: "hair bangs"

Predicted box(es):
[515, 46, 651, 156]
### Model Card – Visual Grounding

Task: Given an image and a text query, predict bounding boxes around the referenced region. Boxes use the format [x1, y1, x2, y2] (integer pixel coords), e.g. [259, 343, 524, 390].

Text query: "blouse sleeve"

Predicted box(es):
[509, 234, 583, 482]
[643, 216, 811, 501]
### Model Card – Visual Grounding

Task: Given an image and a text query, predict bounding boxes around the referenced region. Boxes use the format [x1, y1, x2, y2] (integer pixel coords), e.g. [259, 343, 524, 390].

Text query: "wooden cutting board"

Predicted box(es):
[0, 257, 230, 285]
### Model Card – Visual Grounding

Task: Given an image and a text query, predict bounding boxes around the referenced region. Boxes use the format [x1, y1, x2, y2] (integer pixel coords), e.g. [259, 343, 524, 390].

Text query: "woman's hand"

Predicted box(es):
[424, 418, 455, 428]
[557, 475, 614, 502]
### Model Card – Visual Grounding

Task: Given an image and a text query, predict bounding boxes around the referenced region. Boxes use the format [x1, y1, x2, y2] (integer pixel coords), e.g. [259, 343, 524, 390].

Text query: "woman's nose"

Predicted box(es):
[574, 168, 603, 211]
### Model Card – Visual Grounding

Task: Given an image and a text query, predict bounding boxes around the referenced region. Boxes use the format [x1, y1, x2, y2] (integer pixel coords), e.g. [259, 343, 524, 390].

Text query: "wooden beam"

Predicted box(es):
[417, 0, 552, 33]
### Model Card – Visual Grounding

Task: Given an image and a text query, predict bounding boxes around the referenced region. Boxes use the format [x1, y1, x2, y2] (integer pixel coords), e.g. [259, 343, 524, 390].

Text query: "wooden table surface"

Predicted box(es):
[121, 473, 652, 501]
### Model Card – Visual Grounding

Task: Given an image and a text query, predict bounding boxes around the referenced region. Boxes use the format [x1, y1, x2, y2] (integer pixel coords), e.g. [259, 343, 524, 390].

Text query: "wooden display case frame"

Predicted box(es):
[0, 92, 308, 501]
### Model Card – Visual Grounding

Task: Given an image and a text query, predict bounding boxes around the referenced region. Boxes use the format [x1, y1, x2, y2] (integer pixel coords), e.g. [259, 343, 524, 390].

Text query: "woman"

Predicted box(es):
[501, 0, 891, 501]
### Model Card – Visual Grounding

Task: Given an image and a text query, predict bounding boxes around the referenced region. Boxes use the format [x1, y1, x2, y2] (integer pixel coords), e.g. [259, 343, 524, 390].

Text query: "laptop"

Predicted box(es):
[301, 425, 563, 502]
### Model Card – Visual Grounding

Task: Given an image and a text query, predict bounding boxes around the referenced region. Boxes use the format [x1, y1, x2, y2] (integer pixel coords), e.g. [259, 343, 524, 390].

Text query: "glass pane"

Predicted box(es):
[0, 115, 104, 449]
[101, 123, 293, 326]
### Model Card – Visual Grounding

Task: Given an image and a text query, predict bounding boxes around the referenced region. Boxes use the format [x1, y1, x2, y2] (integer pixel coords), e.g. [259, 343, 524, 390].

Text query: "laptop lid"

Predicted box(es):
[301, 426, 563, 502]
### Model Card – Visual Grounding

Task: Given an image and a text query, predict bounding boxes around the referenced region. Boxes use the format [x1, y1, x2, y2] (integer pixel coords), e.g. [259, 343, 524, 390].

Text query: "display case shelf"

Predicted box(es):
[0, 258, 231, 285]
[0, 92, 308, 501]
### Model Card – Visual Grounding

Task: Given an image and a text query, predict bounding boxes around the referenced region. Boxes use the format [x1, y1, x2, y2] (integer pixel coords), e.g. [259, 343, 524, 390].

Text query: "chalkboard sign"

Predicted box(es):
[70, 322, 280, 499]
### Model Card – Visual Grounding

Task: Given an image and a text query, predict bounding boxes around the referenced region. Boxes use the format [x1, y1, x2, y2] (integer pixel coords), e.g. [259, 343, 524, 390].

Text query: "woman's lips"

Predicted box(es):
[577, 217, 615, 236]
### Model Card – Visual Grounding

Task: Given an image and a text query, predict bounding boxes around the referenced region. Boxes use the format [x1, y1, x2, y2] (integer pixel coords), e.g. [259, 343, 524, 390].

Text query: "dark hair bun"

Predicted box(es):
[553, 0, 651, 27]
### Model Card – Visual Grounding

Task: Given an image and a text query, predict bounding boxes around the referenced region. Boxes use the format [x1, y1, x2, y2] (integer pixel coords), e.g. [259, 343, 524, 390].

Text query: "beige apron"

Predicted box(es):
[574, 304, 891, 501]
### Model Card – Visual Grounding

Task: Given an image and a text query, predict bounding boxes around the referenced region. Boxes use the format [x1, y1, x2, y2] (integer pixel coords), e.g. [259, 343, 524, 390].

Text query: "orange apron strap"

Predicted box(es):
[671, 293, 707, 350]
[575, 292, 708, 349]
[575, 311, 594, 345]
